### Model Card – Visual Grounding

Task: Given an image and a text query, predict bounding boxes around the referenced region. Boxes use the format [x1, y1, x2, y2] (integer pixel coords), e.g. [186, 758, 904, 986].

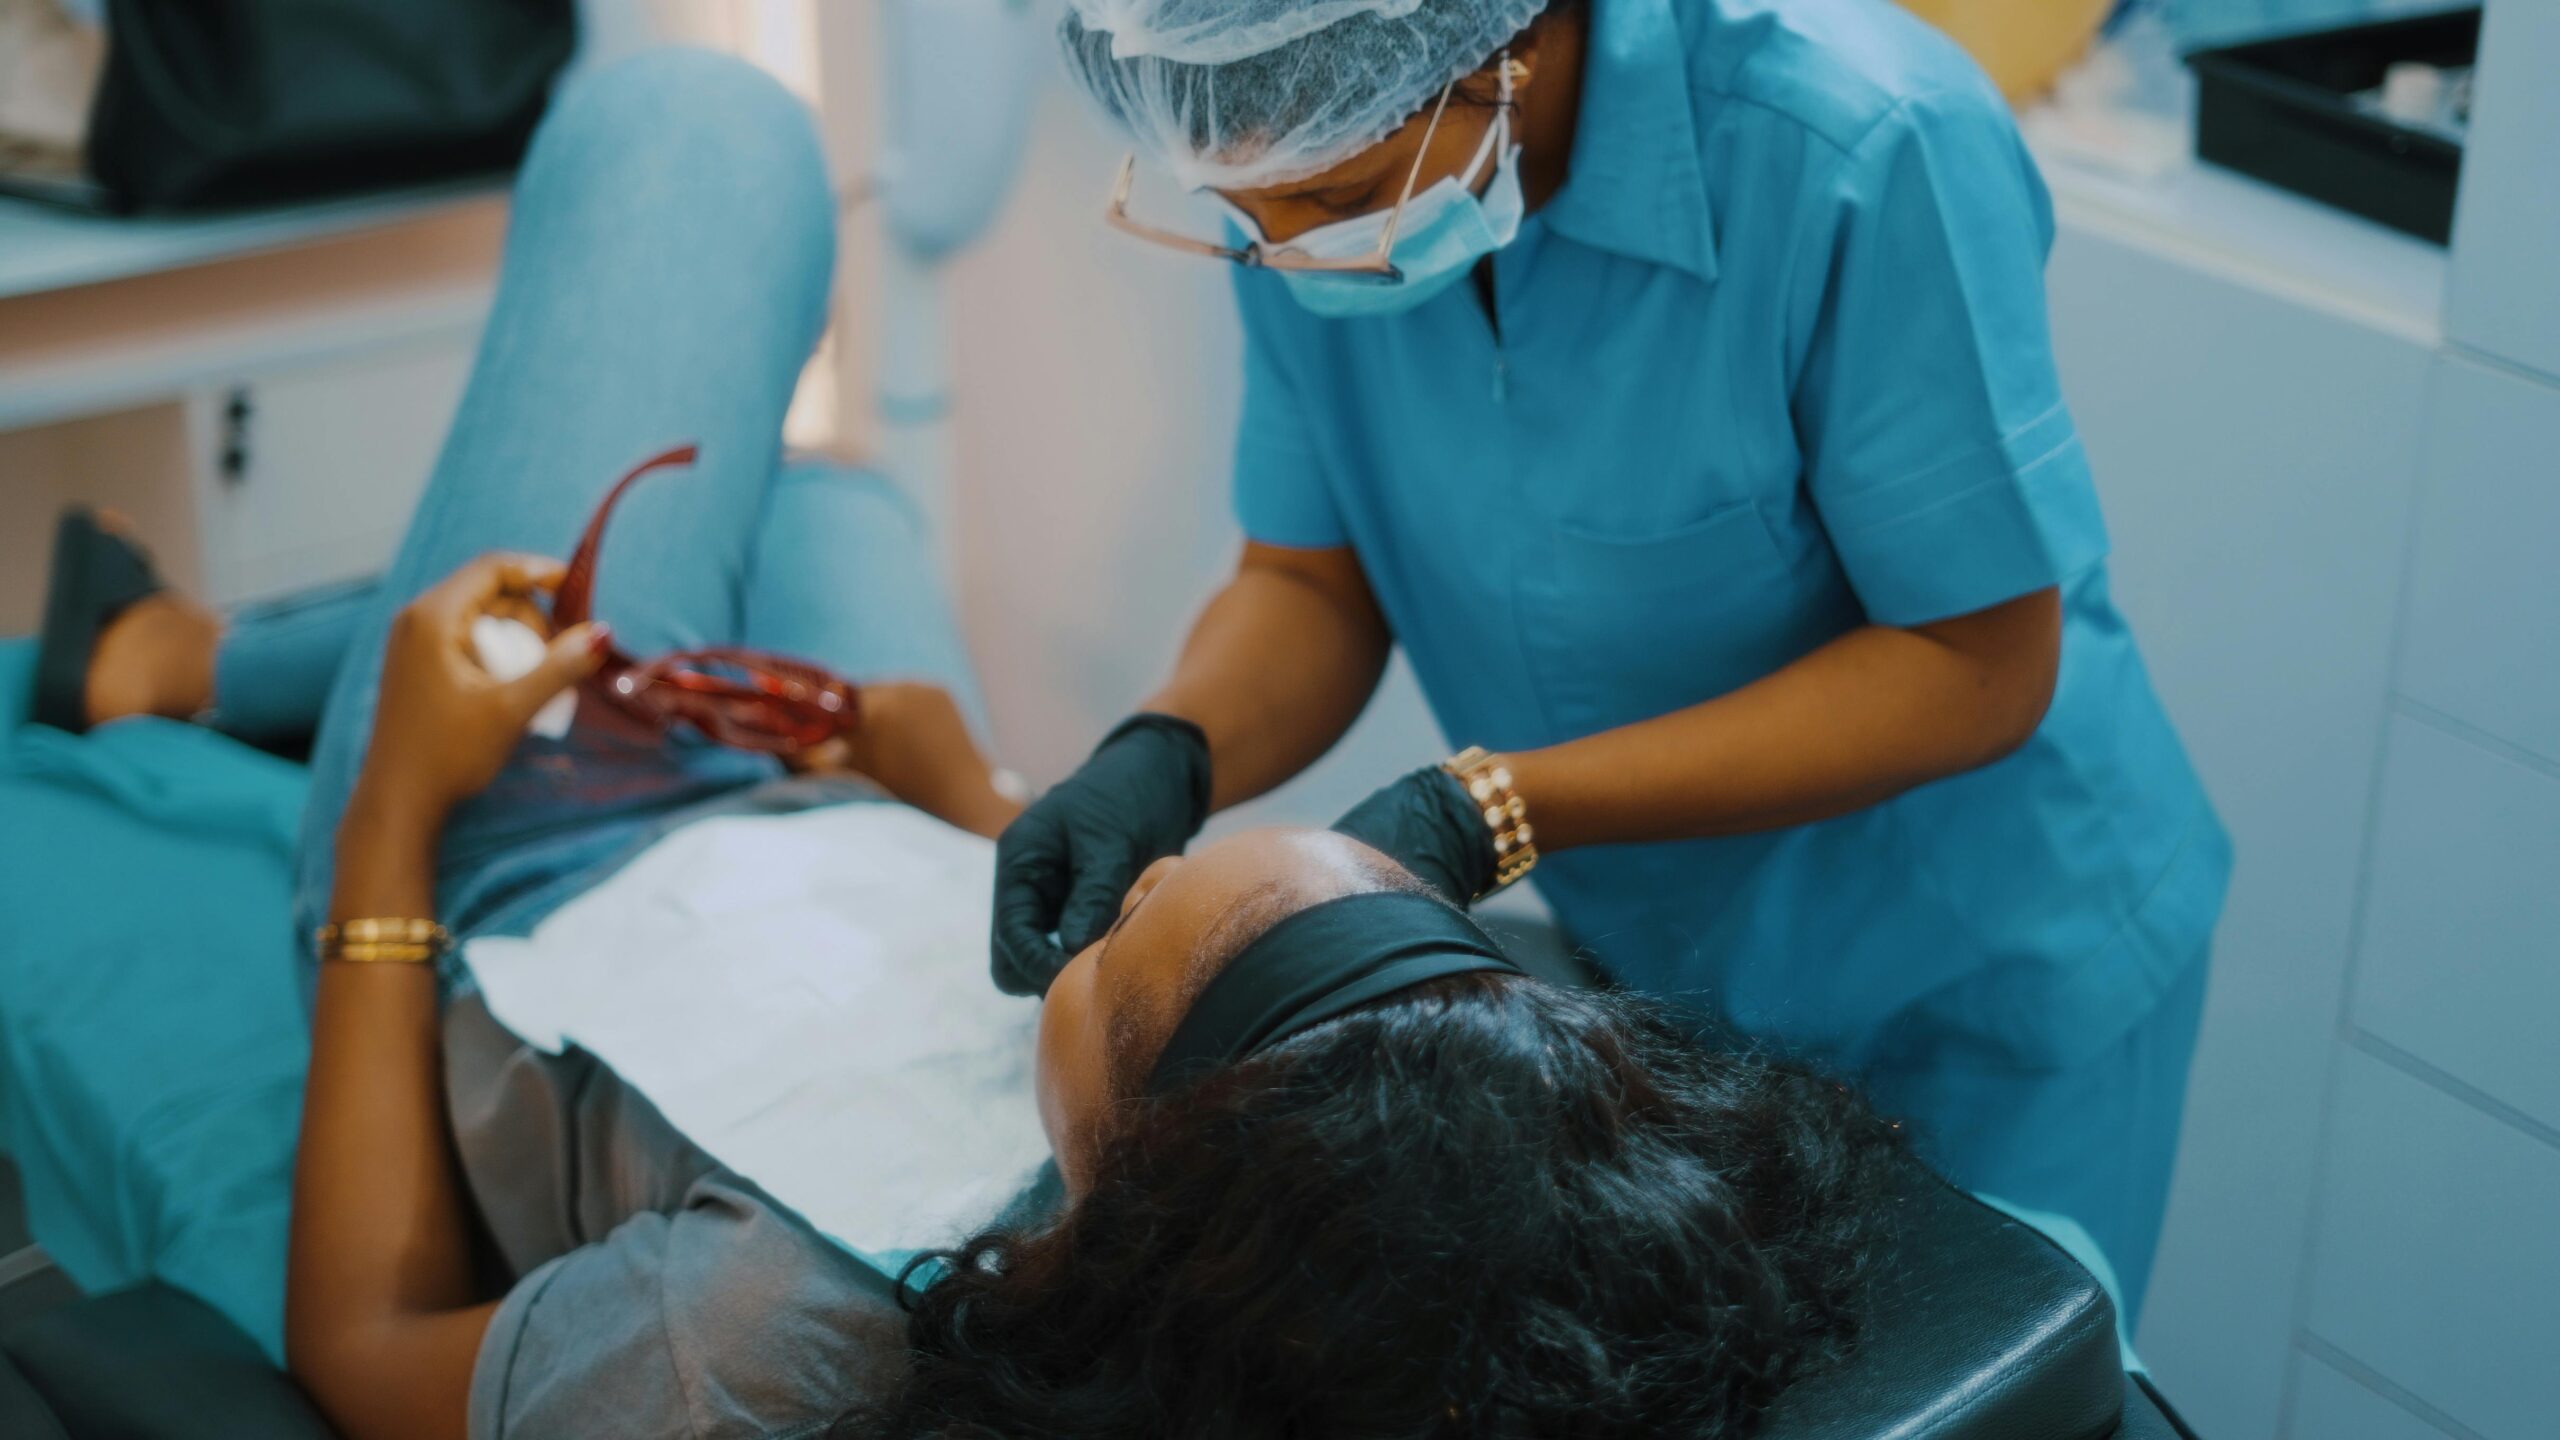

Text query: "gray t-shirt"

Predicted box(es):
[444, 995, 910, 1439]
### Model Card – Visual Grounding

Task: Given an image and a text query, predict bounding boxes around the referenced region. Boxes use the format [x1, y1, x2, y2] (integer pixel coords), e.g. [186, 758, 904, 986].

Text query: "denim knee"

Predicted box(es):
[518, 47, 836, 301]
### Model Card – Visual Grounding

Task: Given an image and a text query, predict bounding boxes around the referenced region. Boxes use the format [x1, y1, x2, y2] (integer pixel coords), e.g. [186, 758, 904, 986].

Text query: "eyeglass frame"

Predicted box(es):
[1103, 51, 1522, 285]
[552, 443, 862, 757]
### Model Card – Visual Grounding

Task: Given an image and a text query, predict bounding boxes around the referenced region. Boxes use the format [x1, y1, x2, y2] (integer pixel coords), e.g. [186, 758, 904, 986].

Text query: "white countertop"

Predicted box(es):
[0, 178, 502, 302]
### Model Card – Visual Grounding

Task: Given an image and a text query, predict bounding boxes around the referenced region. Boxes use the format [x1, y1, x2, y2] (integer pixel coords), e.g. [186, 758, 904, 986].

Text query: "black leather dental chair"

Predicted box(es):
[0, 1148, 2193, 1440]
[1757, 1162, 2197, 1439]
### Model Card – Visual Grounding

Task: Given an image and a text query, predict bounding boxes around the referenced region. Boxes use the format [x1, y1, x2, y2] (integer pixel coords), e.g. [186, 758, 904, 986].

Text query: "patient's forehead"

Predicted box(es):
[1094, 829, 1388, 1087]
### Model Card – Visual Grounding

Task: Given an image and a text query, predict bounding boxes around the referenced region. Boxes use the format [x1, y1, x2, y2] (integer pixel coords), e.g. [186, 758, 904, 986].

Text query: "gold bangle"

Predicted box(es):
[321, 918, 448, 945]
[317, 919, 450, 965]
[1441, 746, 1538, 895]
[330, 941, 442, 965]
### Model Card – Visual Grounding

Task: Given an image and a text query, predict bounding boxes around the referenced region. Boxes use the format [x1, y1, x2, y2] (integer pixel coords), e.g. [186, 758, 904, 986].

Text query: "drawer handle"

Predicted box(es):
[220, 387, 253, 486]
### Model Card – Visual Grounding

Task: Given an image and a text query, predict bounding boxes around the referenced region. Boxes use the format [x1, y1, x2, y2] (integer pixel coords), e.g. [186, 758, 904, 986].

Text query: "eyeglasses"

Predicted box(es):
[1103, 55, 1518, 282]
[553, 444, 861, 757]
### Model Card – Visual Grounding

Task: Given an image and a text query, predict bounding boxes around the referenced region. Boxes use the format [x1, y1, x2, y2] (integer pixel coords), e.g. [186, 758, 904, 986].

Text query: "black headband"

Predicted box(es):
[1147, 890, 1525, 1095]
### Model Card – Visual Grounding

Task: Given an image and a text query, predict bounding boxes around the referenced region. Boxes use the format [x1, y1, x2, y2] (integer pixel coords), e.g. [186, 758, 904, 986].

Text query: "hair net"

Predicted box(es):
[1060, 0, 1550, 191]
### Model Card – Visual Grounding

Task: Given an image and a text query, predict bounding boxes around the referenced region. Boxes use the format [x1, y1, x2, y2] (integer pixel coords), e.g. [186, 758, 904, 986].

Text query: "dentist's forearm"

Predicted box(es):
[1146, 542, 1393, 811]
[1507, 589, 2062, 851]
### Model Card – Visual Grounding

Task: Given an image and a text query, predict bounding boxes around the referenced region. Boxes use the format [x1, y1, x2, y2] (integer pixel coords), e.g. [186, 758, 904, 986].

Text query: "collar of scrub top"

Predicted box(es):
[1533, 0, 1717, 285]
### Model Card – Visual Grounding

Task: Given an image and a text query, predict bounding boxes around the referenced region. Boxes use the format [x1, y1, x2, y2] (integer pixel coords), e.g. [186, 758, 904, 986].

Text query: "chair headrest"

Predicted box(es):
[1759, 1162, 2124, 1440]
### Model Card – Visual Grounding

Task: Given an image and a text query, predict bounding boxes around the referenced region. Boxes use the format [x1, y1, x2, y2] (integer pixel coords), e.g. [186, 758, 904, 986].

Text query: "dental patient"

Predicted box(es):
[272, 551, 1905, 1440]
[23, 48, 1902, 1440]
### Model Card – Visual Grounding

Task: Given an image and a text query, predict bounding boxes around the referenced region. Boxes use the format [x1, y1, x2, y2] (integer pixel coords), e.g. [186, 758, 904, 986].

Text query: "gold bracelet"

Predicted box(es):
[317, 919, 450, 965]
[1442, 746, 1538, 894]
[331, 941, 442, 965]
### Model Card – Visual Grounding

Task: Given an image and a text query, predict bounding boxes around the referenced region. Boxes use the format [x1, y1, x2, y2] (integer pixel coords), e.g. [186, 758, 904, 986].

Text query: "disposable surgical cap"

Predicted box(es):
[1060, 0, 1550, 191]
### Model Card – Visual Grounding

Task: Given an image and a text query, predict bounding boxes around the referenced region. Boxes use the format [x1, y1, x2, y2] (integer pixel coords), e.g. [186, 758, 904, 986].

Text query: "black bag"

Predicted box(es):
[87, 0, 577, 212]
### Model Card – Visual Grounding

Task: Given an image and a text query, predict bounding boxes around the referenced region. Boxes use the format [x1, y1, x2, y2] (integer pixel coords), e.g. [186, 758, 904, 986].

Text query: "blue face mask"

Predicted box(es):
[1220, 110, 1525, 320]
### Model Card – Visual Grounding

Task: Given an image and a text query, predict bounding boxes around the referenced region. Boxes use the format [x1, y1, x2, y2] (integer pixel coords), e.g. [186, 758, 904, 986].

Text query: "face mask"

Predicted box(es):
[1220, 108, 1525, 320]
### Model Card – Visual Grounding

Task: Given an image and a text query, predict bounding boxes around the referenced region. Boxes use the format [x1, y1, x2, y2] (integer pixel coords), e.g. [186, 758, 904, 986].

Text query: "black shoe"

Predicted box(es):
[32, 508, 167, 734]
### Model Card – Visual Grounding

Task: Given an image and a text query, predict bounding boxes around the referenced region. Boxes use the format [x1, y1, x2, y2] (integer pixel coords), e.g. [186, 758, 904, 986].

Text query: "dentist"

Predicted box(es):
[995, 0, 2228, 1320]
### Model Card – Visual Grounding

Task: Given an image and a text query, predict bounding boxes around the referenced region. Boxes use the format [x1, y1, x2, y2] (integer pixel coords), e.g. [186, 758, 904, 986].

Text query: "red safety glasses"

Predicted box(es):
[552, 444, 861, 757]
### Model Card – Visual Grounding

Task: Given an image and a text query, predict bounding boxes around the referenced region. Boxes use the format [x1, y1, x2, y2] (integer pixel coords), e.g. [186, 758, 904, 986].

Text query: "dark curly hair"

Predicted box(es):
[841, 972, 1901, 1438]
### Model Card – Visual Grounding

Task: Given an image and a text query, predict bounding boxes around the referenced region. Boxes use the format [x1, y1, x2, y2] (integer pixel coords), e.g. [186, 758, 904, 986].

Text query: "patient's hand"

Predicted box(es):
[792, 682, 1023, 839]
[357, 554, 606, 822]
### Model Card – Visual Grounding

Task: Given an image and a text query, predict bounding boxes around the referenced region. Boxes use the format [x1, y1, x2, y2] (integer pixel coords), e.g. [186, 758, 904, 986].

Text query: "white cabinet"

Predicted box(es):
[2353, 716, 2560, 1133]
[2395, 355, 2560, 766]
[2304, 1050, 2560, 1440]
[188, 338, 474, 606]
[2045, 209, 2432, 1440]
[0, 189, 503, 628]
[2300, 334, 2560, 1440]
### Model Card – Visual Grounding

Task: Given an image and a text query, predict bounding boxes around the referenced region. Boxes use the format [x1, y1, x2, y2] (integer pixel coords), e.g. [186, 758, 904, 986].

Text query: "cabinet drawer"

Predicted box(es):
[2305, 1050, 2560, 1440]
[2352, 715, 2560, 1132]
[2396, 356, 2560, 765]
[192, 338, 471, 606]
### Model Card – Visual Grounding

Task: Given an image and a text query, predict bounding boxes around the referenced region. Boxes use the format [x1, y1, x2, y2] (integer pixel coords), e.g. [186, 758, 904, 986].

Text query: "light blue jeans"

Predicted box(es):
[278, 47, 979, 977]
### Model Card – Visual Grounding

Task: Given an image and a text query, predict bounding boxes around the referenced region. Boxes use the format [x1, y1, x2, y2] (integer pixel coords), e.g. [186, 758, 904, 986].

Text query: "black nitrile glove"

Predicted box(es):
[1331, 765, 1498, 907]
[990, 713, 1212, 996]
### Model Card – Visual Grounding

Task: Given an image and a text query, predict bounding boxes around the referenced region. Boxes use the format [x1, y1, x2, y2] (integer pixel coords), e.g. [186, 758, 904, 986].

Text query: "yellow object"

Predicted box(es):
[317, 918, 452, 965]
[1443, 746, 1540, 894]
[1894, 0, 2116, 103]
[327, 943, 441, 965]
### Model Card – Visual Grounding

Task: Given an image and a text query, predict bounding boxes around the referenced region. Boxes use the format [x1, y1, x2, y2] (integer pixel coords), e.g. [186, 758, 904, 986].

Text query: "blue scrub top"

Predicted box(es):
[1231, 0, 2229, 1070]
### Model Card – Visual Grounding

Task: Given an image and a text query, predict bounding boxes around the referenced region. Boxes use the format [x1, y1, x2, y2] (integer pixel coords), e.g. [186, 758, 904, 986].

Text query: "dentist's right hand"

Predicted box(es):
[990, 713, 1212, 996]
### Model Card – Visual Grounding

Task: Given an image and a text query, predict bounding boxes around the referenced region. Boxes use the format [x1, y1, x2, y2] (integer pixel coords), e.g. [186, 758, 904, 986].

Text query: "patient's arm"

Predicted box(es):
[288, 779, 493, 1439]
[286, 556, 604, 1440]
[794, 681, 1024, 839]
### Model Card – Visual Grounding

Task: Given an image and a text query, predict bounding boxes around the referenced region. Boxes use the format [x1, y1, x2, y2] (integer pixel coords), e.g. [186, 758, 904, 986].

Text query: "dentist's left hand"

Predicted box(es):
[355, 554, 609, 822]
[1331, 765, 1498, 907]
[989, 713, 1212, 996]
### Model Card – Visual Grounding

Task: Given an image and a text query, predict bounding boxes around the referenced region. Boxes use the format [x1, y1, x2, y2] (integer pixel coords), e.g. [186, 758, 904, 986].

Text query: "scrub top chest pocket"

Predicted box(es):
[1517, 500, 1859, 738]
